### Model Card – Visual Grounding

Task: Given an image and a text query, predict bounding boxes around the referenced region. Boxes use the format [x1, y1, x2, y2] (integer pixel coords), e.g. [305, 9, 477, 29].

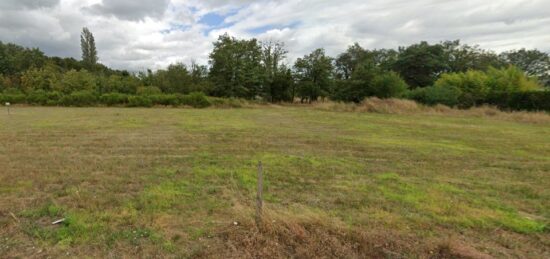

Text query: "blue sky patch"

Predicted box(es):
[199, 12, 226, 27]
[247, 21, 301, 34]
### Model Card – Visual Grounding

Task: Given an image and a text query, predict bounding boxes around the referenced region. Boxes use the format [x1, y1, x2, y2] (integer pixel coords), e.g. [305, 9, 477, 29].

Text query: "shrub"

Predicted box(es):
[407, 86, 461, 107]
[371, 72, 409, 98]
[434, 70, 489, 108]
[100, 93, 129, 106]
[136, 86, 162, 96]
[0, 89, 26, 104]
[60, 90, 97, 106]
[486, 91, 550, 111]
[486, 66, 540, 93]
[179, 92, 211, 108]
[127, 96, 153, 107]
[26, 89, 50, 105]
[149, 94, 179, 106]
[46, 91, 63, 106]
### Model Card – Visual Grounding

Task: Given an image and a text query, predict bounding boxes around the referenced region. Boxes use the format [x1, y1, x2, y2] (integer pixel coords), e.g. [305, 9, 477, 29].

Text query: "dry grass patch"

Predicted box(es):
[312, 97, 550, 124]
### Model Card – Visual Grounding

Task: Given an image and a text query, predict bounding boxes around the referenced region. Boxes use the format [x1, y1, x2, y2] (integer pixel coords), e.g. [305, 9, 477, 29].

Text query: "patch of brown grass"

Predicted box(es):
[202, 207, 420, 258]
[312, 97, 550, 124]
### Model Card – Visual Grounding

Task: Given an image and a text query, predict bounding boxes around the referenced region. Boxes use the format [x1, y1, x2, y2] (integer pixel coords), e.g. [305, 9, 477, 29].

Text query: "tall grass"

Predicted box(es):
[312, 97, 550, 124]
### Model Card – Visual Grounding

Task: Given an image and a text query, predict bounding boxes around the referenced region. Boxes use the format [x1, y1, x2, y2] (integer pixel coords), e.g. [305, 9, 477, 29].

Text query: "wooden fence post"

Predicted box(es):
[256, 161, 263, 228]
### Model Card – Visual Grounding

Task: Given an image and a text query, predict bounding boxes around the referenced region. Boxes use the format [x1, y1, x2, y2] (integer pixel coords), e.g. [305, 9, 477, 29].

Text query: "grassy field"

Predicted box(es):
[0, 106, 549, 258]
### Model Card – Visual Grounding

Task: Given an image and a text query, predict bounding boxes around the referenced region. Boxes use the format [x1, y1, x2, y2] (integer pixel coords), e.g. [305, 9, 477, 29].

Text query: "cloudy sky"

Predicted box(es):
[1, 0, 549, 71]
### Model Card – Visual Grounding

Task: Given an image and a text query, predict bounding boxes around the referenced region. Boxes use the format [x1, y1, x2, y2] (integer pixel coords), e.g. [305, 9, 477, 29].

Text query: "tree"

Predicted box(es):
[500, 49, 550, 87]
[293, 48, 333, 103]
[81, 27, 98, 67]
[261, 40, 290, 102]
[54, 69, 97, 94]
[153, 63, 193, 94]
[393, 41, 448, 88]
[441, 40, 505, 73]
[20, 63, 62, 93]
[209, 34, 263, 99]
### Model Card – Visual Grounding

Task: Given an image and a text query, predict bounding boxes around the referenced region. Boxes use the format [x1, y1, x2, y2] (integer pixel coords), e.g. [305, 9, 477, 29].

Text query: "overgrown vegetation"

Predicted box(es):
[1, 30, 549, 110]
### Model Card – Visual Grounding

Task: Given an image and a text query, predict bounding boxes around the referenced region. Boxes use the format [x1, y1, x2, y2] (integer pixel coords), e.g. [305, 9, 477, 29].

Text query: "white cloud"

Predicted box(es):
[0, 0, 548, 71]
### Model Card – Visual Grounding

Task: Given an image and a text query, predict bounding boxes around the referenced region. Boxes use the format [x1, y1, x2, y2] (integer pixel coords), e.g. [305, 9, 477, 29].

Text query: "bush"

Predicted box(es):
[46, 91, 63, 106]
[178, 92, 211, 108]
[26, 90, 50, 105]
[60, 90, 97, 106]
[100, 93, 129, 106]
[434, 70, 489, 108]
[127, 95, 153, 107]
[150, 94, 179, 106]
[136, 86, 162, 96]
[486, 91, 550, 111]
[371, 72, 409, 98]
[407, 86, 461, 107]
[0, 89, 26, 104]
[486, 66, 540, 93]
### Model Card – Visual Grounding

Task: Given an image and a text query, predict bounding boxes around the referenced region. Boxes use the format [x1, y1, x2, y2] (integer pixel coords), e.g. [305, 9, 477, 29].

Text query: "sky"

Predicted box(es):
[0, 0, 549, 71]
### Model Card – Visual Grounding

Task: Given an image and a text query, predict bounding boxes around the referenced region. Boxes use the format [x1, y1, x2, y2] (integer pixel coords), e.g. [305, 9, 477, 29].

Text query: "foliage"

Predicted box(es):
[100, 93, 129, 106]
[485, 66, 540, 93]
[371, 71, 409, 98]
[500, 49, 550, 87]
[406, 85, 461, 107]
[137, 86, 162, 96]
[81, 27, 98, 67]
[0, 35, 549, 109]
[393, 41, 448, 88]
[209, 34, 263, 98]
[434, 70, 489, 107]
[294, 48, 333, 102]
[486, 90, 550, 111]
[414, 66, 542, 108]
[179, 92, 211, 108]
[149, 94, 179, 106]
[98, 75, 140, 94]
[54, 69, 97, 94]
[20, 63, 62, 93]
[127, 95, 153, 107]
[60, 90, 98, 106]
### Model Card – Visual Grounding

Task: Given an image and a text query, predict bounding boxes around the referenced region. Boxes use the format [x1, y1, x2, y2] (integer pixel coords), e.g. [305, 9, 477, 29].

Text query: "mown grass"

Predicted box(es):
[0, 106, 549, 258]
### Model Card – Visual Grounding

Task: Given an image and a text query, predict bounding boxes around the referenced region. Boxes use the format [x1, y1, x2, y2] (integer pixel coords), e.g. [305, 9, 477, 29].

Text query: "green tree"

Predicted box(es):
[261, 40, 290, 102]
[81, 27, 98, 67]
[293, 48, 333, 103]
[499, 49, 550, 87]
[54, 69, 97, 94]
[153, 63, 194, 94]
[209, 34, 263, 98]
[393, 41, 447, 88]
[441, 40, 505, 73]
[20, 63, 62, 93]
[486, 66, 541, 93]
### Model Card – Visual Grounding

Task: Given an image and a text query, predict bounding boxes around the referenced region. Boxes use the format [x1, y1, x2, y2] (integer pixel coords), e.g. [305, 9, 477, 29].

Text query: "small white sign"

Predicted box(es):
[5, 102, 10, 106]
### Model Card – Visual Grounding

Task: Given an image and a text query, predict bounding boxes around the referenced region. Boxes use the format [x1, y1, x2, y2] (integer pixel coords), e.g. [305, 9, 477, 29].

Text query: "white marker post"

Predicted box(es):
[5, 102, 10, 115]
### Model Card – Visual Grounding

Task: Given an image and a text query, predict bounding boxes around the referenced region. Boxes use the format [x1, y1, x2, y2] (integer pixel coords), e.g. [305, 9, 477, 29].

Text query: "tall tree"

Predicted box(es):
[261, 40, 290, 102]
[393, 41, 447, 88]
[500, 49, 550, 87]
[209, 34, 263, 99]
[293, 48, 333, 103]
[80, 27, 98, 67]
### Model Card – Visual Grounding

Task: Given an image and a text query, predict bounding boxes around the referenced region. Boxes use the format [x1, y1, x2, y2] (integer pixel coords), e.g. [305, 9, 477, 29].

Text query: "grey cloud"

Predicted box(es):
[84, 0, 170, 21]
[0, 0, 549, 71]
[0, 0, 59, 10]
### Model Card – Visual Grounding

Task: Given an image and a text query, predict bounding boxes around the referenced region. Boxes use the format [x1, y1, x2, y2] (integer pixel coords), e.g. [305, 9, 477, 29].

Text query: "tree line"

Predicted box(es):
[0, 28, 549, 110]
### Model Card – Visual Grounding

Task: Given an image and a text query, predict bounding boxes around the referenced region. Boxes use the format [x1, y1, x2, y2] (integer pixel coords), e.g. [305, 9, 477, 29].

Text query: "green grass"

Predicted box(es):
[0, 106, 548, 257]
